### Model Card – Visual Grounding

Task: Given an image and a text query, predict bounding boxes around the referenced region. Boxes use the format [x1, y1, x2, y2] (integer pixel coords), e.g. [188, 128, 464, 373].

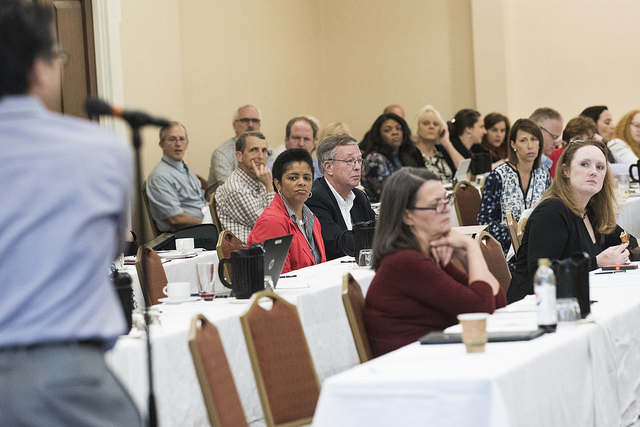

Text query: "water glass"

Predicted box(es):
[556, 298, 582, 327]
[358, 249, 373, 268]
[196, 262, 216, 301]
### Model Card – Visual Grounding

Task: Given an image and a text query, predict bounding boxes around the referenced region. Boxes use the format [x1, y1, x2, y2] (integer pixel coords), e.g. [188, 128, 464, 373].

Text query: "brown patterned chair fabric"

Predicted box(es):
[135, 244, 167, 306]
[209, 192, 224, 234]
[342, 273, 373, 363]
[240, 290, 320, 427]
[141, 180, 160, 238]
[188, 314, 248, 427]
[505, 210, 521, 256]
[476, 231, 511, 295]
[216, 230, 245, 283]
[453, 180, 481, 226]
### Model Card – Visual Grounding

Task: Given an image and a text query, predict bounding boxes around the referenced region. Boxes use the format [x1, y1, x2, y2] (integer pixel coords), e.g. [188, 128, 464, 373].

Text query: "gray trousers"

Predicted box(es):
[0, 341, 142, 426]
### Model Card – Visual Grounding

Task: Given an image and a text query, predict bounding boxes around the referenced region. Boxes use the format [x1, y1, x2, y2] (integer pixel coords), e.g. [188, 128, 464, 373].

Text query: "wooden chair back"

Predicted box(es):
[135, 244, 167, 306]
[188, 314, 248, 427]
[475, 231, 511, 295]
[240, 290, 320, 427]
[216, 230, 245, 283]
[342, 274, 373, 363]
[142, 180, 160, 237]
[209, 192, 224, 234]
[505, 210, 521, 256]
[453, 181, 481, 226]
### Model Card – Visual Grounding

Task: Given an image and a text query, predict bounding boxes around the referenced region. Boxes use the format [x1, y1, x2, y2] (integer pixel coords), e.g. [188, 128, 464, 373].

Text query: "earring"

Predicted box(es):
[513, 148, 517, 152]
[308, 191, 313, 199]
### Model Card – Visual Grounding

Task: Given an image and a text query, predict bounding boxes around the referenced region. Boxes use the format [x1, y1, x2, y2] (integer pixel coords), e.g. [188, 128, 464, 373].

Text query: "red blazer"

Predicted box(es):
[248, 193, 326, 273]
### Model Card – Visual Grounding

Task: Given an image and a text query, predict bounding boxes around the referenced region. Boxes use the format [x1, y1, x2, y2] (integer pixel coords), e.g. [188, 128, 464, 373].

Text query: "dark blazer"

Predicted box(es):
[307, 177, 376, 260]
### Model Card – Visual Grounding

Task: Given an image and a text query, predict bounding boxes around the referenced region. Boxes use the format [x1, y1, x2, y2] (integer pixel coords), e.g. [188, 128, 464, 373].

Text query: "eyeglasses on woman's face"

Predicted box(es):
[409, 192, 454, 213]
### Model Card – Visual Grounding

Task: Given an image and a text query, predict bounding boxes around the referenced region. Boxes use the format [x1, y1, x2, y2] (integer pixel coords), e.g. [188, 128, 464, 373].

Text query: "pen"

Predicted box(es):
[341, 260, 356, 263]
[595, 270, 626, 275]
[280, 274, 297, 278]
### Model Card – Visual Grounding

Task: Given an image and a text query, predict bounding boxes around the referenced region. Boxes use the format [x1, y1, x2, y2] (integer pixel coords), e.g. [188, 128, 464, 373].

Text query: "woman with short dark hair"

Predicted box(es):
[364, 168, 505, 357]
[248, 148, 326, 273]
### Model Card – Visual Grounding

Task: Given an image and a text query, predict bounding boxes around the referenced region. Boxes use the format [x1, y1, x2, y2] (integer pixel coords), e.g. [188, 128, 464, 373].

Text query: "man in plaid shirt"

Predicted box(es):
[215, 131, 275, 243]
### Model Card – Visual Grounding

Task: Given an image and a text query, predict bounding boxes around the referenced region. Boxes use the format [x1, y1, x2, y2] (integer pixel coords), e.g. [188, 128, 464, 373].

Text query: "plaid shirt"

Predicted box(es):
[215, 168, 275, 243]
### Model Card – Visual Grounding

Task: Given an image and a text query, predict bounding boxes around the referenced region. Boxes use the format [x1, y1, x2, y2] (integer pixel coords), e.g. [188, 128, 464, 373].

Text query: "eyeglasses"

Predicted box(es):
[409, 193, 454, 213]
[540, 126, 561, 141]
[329, 157, 364, 167]
[236, 118, 261, 124]
[44, 49, 69, 66]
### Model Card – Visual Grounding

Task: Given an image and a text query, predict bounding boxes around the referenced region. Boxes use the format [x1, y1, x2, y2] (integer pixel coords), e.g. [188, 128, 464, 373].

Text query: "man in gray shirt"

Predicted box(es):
[207, 104, 262, 196]
[146, 122, 211, 232]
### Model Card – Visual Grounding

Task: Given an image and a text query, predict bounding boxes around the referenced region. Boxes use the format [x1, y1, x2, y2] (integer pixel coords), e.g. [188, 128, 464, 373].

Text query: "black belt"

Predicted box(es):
[0, 339, 105, 352]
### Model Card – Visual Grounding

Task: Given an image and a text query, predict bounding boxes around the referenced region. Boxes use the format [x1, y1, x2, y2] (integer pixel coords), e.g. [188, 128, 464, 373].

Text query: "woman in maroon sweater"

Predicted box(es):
[364, 168, 506, 357]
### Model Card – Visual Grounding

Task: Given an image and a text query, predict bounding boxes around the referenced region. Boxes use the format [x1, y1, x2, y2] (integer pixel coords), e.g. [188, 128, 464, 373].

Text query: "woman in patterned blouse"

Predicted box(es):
[413, 105, 465, 184]
[478, 118, 551, 255]
[361, 113, 422, 202]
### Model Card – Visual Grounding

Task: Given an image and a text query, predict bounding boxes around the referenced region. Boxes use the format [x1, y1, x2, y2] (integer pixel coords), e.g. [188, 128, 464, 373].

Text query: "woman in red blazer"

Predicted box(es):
[248, 148, 326, 273]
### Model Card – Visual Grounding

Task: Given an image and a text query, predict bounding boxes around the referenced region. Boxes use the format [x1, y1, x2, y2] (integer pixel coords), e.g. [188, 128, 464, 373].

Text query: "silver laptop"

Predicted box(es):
[263, 234, 293, 288]
[455, 158, 472, 183]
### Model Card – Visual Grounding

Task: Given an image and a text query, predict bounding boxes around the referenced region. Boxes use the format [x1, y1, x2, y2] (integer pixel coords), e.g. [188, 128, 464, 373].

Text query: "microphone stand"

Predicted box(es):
[130, 124, 157, 427]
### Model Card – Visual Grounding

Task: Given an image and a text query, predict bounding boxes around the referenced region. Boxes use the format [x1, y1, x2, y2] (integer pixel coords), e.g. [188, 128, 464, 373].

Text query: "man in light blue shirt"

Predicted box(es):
[146, 122, 211, 232]
[0, 1, 141, 425]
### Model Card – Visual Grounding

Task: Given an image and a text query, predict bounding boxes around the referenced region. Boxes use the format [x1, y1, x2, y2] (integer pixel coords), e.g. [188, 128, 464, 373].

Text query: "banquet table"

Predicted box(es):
[312, 265, 640, 427]
[107, 254, 375, 427]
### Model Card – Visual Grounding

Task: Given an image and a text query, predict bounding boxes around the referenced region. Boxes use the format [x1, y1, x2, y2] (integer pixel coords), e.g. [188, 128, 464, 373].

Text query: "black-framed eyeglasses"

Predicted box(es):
[329, 157, 364, 167]
[409, 193, 454, 213]
[236, 118, 261, 124]
[540, 126, 561, 141]
[44, 49, 69, 66]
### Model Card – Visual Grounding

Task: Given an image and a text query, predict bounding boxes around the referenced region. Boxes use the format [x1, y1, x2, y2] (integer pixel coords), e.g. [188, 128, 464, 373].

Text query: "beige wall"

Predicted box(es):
[473, 0, 640, 125]
[118, 0, 640, 182]
[119, 0, 475, 180]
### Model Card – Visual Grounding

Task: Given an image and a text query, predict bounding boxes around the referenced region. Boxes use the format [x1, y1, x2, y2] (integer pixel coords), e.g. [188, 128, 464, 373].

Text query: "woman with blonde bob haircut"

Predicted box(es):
[607, 109, 640, 163]
[364, 168, 505, 357]
[509, 139, 640, 303]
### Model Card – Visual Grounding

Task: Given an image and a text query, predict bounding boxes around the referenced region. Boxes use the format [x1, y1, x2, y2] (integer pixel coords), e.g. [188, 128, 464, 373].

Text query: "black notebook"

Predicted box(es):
[419, 328, 546, 345]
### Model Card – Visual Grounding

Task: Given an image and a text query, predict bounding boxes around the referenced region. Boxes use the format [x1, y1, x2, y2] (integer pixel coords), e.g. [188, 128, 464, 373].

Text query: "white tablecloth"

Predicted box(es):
[312, 265, 640, 427]
[617, 194, 640, 239]
[107, 256, 375, 426]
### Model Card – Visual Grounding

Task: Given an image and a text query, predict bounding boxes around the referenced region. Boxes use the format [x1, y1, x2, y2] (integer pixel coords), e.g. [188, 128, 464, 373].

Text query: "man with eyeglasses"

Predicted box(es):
[529, 107, 564, 172]
[147, 121, 212, 232]
[307, 134, 376, 260]
[207, 104, 262, 196]
[0, 1, 141, 425]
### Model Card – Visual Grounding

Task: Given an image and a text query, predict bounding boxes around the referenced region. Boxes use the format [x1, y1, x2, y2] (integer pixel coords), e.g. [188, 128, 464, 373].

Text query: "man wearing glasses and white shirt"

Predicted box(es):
[530, 107, 564, 172]
[207, 104, 262, 196]
[307, 134, 376, 260]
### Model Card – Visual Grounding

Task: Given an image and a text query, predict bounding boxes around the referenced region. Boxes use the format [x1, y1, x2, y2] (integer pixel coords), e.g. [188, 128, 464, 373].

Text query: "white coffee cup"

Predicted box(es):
[162, 281, 191, 300]
[175, 238, 195, 253]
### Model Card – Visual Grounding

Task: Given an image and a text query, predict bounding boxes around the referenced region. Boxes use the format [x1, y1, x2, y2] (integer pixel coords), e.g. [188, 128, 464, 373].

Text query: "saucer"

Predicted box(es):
[157, 250, 199, 260]
[159, 296, 199, 304]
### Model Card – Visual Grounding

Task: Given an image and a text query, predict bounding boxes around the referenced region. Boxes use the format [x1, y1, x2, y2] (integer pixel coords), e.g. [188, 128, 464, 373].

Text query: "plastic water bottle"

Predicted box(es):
[534, 258, 557, 332]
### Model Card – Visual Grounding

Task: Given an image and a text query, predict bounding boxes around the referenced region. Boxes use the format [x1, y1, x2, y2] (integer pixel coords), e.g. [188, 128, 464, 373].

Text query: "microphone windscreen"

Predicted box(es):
[84, 98, 113, 116]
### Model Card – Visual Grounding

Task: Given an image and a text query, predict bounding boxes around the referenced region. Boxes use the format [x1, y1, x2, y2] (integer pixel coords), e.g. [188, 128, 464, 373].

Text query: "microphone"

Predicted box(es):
[85, 98, 171, 128]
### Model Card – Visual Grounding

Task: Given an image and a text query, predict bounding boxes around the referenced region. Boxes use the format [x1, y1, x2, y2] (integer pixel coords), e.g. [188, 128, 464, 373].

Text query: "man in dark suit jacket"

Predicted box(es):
[307, 134, 376, 260]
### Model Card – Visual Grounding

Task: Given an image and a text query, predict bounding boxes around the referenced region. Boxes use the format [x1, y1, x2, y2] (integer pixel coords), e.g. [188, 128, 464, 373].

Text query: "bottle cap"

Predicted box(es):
[538, 258, 550, 267]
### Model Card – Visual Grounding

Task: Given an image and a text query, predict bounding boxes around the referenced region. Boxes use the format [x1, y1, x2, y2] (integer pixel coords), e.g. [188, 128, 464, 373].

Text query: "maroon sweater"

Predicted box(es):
[364, 249, 506, 357]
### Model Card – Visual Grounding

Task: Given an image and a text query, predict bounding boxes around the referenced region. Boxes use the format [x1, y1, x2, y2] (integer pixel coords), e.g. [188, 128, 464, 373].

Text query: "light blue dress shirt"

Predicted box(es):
[0, 96, 132, 349]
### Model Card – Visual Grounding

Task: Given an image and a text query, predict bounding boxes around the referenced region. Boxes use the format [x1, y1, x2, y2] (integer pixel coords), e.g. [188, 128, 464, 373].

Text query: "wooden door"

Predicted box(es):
[37, 0, 97, 118]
